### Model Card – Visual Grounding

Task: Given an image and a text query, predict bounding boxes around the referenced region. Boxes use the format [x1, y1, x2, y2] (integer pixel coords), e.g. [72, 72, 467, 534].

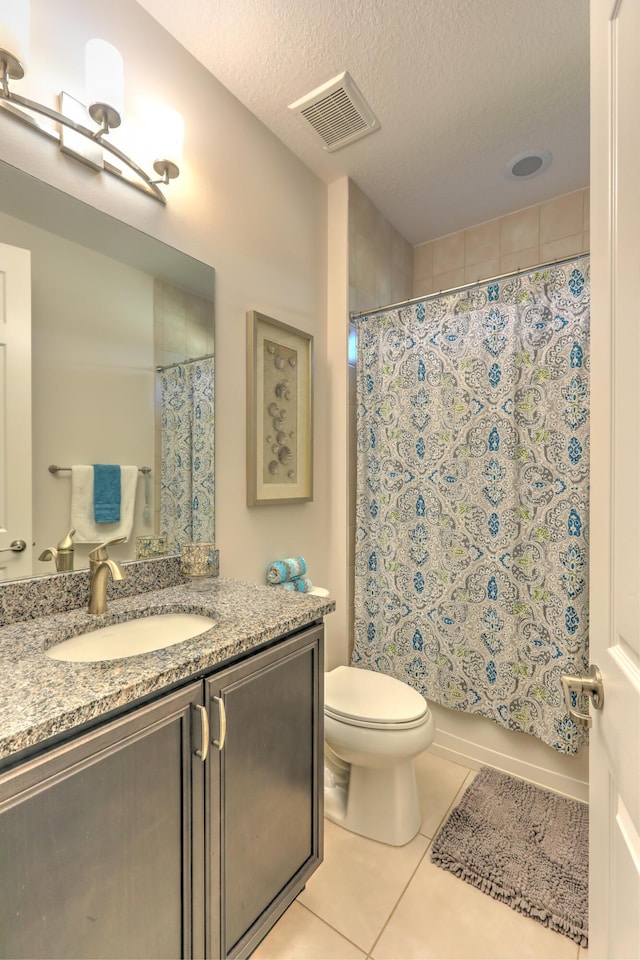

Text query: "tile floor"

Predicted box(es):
[253, 752, 590, 960]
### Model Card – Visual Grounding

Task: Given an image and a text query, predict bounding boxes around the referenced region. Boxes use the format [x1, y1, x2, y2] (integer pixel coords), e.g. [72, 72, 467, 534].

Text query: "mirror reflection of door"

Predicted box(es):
[0, 242, 32, 580]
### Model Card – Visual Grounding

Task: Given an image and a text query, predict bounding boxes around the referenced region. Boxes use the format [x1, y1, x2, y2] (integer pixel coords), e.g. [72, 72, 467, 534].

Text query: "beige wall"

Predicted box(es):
[0, 0, 333, 653]
[325, 178, 351, 667]
[414, 188, 590, 296]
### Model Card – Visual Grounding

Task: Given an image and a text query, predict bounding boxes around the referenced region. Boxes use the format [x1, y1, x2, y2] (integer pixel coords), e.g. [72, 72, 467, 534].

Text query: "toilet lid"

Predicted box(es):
[325, 666, 428, 725]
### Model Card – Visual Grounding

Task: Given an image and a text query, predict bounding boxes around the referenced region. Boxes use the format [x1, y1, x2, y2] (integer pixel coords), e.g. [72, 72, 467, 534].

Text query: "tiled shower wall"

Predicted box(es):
[347, 184, 590, 657]
[413, 188, 590, 297]
[349, 181, 414, 316]
[348, 182, 414, 652]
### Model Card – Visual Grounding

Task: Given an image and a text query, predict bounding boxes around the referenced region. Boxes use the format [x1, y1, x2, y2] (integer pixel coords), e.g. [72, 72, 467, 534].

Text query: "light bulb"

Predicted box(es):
[85, 39, 124, 131]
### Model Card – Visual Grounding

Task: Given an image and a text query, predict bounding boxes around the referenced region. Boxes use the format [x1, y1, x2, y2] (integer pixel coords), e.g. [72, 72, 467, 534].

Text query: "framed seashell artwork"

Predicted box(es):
[246, 310, 313, 505]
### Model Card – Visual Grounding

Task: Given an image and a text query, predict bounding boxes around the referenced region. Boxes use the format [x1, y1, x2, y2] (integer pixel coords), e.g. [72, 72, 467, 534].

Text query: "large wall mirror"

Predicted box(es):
[0, 160, 215, 582]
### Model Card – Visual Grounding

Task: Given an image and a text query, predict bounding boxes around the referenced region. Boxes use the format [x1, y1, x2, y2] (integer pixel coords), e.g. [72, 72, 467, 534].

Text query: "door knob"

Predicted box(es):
[0, 539, 27, 553]
[561, 665, 604, 727]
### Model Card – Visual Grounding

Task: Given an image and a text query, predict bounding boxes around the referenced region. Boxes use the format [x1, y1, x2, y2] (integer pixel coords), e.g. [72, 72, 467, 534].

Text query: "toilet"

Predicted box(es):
[324, 665, 435, 846]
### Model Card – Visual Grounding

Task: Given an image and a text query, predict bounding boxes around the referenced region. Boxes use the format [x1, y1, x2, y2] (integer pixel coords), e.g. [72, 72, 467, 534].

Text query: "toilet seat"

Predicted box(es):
[325, 666, 428, 730]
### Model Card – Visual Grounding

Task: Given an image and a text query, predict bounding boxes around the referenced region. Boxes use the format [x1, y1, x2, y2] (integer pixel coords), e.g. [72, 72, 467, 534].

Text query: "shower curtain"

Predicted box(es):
[160, 357, 215, 552]
[353, 259, 590, 753]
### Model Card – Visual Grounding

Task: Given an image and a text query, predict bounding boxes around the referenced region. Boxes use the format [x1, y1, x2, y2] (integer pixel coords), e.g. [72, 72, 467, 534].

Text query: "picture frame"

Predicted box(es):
[246, 310, 314, 506]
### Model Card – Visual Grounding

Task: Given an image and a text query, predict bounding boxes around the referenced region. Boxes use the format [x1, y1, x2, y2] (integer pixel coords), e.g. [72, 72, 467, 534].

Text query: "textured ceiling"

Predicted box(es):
[137, 0, 590, 245]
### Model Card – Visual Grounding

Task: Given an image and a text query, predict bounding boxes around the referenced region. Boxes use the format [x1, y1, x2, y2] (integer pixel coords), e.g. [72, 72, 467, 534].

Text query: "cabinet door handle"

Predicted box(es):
[213, 696, 226, 750]
[195, 704, 209, 762]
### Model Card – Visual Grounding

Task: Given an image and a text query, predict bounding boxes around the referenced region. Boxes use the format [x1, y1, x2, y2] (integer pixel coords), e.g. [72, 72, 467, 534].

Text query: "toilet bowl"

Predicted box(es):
[324, 665, 434, 846]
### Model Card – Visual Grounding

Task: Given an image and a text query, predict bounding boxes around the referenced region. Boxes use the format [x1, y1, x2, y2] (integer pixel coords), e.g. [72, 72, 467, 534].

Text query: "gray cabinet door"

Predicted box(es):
[205, 625, 324, 959]
[0, 682, 205, 960]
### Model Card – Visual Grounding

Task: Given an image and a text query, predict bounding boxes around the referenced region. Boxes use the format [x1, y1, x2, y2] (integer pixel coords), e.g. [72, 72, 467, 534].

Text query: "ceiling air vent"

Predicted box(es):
[288, 72, 380, 152]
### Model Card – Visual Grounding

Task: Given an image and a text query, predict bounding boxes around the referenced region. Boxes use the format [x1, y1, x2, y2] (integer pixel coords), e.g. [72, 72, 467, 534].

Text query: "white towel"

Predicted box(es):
[71, 465, 139, 544]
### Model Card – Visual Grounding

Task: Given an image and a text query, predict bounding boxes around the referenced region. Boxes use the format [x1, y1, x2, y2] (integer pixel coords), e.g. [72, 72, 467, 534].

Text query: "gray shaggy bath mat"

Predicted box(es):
[430, 766, 588, 946]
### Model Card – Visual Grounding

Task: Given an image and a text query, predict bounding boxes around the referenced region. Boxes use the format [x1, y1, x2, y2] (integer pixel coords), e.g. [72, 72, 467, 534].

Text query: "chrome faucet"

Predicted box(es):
[88, 537, 126, 615]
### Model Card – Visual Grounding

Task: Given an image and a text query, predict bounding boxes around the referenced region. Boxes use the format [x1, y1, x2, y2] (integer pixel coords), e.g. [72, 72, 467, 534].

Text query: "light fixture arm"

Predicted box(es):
[0, 60, 170, 204]
[0, 49, 25, 89]
[151, 159, 180, 185]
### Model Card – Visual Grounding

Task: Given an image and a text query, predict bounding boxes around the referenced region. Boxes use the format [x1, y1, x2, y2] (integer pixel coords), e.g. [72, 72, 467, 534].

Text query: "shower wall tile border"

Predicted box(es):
[539, 190, 584, 244]
[413, 187, 590, 298]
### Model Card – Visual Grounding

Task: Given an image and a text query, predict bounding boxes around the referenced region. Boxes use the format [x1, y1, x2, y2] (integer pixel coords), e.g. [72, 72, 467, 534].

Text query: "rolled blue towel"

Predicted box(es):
[281, 576, 313, 593]
[267, 556, 307, 584]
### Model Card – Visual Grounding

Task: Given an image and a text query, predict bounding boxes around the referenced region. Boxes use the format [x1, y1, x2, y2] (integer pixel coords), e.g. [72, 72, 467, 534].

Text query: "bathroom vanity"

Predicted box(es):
[0, 575, 334, 959]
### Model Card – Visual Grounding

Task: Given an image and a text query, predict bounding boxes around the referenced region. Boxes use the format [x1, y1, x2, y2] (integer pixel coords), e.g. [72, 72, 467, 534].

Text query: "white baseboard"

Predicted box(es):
[430, 728, 588, 802]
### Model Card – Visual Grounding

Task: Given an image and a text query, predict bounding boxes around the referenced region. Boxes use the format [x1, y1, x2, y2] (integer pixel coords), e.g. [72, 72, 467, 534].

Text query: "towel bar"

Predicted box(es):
[48, 464, 151, 475]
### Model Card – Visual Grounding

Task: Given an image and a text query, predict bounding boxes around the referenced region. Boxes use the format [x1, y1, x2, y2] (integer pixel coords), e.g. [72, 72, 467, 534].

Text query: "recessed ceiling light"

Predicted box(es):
[506, 149, 552, 179]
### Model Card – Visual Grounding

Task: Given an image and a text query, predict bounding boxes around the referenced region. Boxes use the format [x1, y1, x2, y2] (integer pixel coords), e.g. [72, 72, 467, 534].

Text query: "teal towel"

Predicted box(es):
[281, 576, 313, 593]
[267, 557, 307, 584]
[93, 464, 121, 523]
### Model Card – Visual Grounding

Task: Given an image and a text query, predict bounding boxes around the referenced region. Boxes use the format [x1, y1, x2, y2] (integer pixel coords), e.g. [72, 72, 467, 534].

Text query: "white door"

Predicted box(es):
[0, 242, 32, 580]
[589, 1, 640, 956]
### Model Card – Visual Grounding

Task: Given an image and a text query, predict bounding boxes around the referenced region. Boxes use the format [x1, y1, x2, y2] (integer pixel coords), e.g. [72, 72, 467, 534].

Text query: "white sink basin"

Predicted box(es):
[46, 613, 216, 663]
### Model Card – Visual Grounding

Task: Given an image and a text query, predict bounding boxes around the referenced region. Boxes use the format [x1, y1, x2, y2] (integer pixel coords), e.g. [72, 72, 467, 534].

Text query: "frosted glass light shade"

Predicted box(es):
[152, 106, 184, 165]
[149, 106, 184, 179]
[85, 39, 124, 123]
[0, 0, 30, 75]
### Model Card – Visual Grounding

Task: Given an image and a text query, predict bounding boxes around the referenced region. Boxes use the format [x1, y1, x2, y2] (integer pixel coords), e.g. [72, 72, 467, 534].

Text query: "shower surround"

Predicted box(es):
[353, 258, 590, 753]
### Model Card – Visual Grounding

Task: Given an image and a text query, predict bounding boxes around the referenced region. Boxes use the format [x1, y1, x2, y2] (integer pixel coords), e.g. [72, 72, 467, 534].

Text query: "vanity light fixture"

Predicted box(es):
[0, 3, 182, 204]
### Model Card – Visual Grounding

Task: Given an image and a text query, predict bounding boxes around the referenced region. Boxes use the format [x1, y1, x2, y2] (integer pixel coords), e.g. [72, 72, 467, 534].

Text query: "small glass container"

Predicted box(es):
[136, 535, 168, 560]
[180, 541, 216, 590]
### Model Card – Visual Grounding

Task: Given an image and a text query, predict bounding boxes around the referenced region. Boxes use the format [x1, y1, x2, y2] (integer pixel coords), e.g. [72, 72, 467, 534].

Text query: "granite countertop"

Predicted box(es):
[0, 578, 335, 764]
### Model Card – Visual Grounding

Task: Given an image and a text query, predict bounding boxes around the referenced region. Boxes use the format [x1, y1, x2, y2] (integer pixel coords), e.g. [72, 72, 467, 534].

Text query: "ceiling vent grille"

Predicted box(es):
[288, 72, 380, 152]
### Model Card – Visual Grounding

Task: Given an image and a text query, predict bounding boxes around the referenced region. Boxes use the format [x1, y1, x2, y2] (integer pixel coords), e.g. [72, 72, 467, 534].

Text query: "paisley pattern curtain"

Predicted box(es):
[160, 358, 215, 552]
[353, 259, 590, 753]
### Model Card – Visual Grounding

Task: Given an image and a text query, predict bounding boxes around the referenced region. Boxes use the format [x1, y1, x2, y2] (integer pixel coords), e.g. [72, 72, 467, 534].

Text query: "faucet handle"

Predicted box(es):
[57, 528, 75, 550]
[89, 536, 127, 564]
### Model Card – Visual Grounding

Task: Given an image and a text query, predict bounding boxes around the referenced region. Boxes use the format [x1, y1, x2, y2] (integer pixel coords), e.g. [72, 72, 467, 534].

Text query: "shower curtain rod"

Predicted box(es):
[156, 351, 215, 372]
[349, 251, 590, 321]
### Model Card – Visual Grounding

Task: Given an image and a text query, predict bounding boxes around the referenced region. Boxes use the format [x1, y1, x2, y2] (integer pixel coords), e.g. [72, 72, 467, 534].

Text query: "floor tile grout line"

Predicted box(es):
[292, 761, 579, 960]
[366, 841, 433, 959]
[294, 898, 371, 957]
[367, 768, 476, 959]
[418, 769, 476, 845]
[265, 756, 580, 960]
[291, 765, 476, 958]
